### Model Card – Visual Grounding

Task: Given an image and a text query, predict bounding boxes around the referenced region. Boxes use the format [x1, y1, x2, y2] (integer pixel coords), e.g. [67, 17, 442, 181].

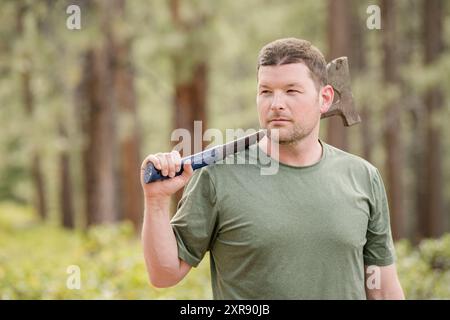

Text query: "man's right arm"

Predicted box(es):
[140, 151, 194, 288]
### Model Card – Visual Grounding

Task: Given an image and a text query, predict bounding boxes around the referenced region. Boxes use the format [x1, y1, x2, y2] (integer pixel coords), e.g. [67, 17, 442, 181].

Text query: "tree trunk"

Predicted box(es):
[349, 0, 371, 162]
[59, 124, 75, 229]
[173, 61, 208, 150]
[381, 0, 405, 240]
[17, 5, 47, 220]
[420, 0, 445, 238]
[30, 151, 47, 220]
[111, 0, 143, 231]
[81, 46, 119, 226]
[79, 0, 144, 228]
[170, 0, 209, 206]
[326, 0, 351, 151]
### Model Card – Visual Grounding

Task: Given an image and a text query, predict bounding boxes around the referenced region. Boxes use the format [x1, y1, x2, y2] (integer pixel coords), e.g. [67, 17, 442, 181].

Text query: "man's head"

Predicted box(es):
[256, 38, 334, 144]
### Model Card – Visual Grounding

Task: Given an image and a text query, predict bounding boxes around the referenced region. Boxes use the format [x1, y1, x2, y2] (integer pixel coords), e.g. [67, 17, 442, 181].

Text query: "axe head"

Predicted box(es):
[321, 57, 361, 126]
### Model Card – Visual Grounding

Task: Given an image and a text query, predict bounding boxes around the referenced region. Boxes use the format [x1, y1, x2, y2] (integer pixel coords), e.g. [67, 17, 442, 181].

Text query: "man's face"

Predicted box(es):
[257, 63, 325, 144]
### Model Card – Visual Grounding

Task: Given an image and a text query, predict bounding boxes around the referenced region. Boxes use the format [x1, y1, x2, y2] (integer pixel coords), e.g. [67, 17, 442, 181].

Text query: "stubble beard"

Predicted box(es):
[263, 95, 321, 146]
[266, 121, 316, 145]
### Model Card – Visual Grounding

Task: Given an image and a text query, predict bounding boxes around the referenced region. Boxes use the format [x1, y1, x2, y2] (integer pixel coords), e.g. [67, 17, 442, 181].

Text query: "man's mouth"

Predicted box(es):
[269, 118, 291, 124]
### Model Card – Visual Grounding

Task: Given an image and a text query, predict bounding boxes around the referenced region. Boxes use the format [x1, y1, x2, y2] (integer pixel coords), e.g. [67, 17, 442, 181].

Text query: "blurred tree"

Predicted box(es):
[59, 123, 75, 229]
[349, 0, 372, 162]
[381, 0, 405, 239]
[78, 0, 142, 229]
[80, 45, 119, 226]
[396, 0, 429, 242]
[326, 0, 352, 151]
[169, 0, 210, 205]
[16, 3, 48, 220]
[79, 1, 119, 225]
[111, 0, 143, 231]
[420, 0, 445, 238]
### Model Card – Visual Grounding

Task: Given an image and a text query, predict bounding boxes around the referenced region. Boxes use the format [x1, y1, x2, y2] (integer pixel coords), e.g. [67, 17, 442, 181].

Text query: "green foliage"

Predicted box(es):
[1, 202, 450, 299]
[0, 203, 212, 299]
[396, 235, 450, 299]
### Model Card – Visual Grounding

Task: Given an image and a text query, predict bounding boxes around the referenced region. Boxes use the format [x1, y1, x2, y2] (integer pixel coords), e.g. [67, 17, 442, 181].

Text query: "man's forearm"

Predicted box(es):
[141, 196, 182, 287]
[365, 264, 405, 300]
[366, 286, 405, 300]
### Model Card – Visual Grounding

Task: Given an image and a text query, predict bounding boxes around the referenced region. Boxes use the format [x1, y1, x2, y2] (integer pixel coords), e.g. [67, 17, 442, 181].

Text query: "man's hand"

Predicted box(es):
[140, 150, 194, 199]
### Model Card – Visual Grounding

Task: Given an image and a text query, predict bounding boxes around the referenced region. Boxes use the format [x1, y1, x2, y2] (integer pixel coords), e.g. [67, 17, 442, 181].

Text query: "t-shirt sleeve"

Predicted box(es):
[170, 167, 219, 267]
[363, 168, 396, 266]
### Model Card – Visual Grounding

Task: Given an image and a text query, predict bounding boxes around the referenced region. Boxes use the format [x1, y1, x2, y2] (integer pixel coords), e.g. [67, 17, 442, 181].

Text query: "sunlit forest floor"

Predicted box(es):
[0, 202, 449, 299]
[0, 202, 212, 299]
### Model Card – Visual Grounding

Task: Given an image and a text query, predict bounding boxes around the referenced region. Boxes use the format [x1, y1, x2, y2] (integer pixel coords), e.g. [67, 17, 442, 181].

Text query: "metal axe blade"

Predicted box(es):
[321, 56, 361, 126]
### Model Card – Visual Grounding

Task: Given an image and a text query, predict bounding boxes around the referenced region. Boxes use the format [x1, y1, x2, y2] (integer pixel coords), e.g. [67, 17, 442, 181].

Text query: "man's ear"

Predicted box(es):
[319, 85, 334, 114]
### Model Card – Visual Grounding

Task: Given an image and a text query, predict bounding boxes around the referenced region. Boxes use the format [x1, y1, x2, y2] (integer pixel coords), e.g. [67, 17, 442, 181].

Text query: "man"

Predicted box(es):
[140, 38, 405, 299]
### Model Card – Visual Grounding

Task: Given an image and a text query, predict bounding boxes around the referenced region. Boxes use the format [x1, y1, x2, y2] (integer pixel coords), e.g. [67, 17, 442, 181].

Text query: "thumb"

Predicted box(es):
[181, 159, 194, 180]
[173, 159, 193, 186]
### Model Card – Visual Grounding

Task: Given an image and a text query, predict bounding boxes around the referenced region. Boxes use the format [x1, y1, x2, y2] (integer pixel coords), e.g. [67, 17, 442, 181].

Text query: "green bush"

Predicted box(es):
[396, 235, 450, 299]
[0, 202, 449, 299]
[0, 202, 212, 299]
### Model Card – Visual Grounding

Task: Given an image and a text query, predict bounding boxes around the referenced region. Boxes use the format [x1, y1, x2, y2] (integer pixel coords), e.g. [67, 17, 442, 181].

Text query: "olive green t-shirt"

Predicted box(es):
[170, 140, 396, 299]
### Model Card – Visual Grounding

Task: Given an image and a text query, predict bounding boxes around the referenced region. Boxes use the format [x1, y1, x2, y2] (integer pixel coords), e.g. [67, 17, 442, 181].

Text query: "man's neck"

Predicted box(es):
[258, 133, 323, 167]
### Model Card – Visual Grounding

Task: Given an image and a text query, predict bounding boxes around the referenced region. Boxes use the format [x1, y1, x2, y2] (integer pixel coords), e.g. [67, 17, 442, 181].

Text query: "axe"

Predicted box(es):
[144, 57, 360, 183]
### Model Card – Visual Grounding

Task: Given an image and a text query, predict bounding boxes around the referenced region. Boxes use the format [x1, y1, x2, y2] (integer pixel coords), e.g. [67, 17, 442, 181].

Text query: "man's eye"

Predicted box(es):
[287, 90, 300, 94]
[260, 90, 270, 94]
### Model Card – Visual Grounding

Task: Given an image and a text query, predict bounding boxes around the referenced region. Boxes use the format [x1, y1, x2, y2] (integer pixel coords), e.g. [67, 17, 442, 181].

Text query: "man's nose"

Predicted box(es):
[270, 93, 285, 110]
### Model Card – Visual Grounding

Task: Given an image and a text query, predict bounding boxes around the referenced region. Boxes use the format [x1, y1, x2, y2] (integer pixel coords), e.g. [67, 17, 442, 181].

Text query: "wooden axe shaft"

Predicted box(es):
[144, 130, 266, 183]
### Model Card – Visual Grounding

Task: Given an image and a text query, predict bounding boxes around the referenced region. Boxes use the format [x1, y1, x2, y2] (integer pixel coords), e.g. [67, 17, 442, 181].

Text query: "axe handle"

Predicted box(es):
[144, 130, 265, 183]
[143, 149, 217, 184]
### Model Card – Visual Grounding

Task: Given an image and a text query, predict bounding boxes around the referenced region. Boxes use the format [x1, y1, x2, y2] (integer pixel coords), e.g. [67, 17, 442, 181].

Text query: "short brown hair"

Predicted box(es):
[257, 38, 327, 90]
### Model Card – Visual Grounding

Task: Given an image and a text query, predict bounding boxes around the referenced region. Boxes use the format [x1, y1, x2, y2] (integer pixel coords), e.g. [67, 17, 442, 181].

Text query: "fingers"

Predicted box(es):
[142, 151, 183, 179]
[164, 150, 183, 178]
[181, 159, 193, 180]
[171, 151, 183, 176]
[156, 153, 169, 177]
[165, 153, 176, 178]
[141, 154, 161, 171]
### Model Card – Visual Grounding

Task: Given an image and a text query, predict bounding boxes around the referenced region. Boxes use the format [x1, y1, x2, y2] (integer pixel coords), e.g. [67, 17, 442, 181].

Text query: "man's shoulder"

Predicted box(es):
[322, 141, 379, 178]
[198, 146, 263, 187]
